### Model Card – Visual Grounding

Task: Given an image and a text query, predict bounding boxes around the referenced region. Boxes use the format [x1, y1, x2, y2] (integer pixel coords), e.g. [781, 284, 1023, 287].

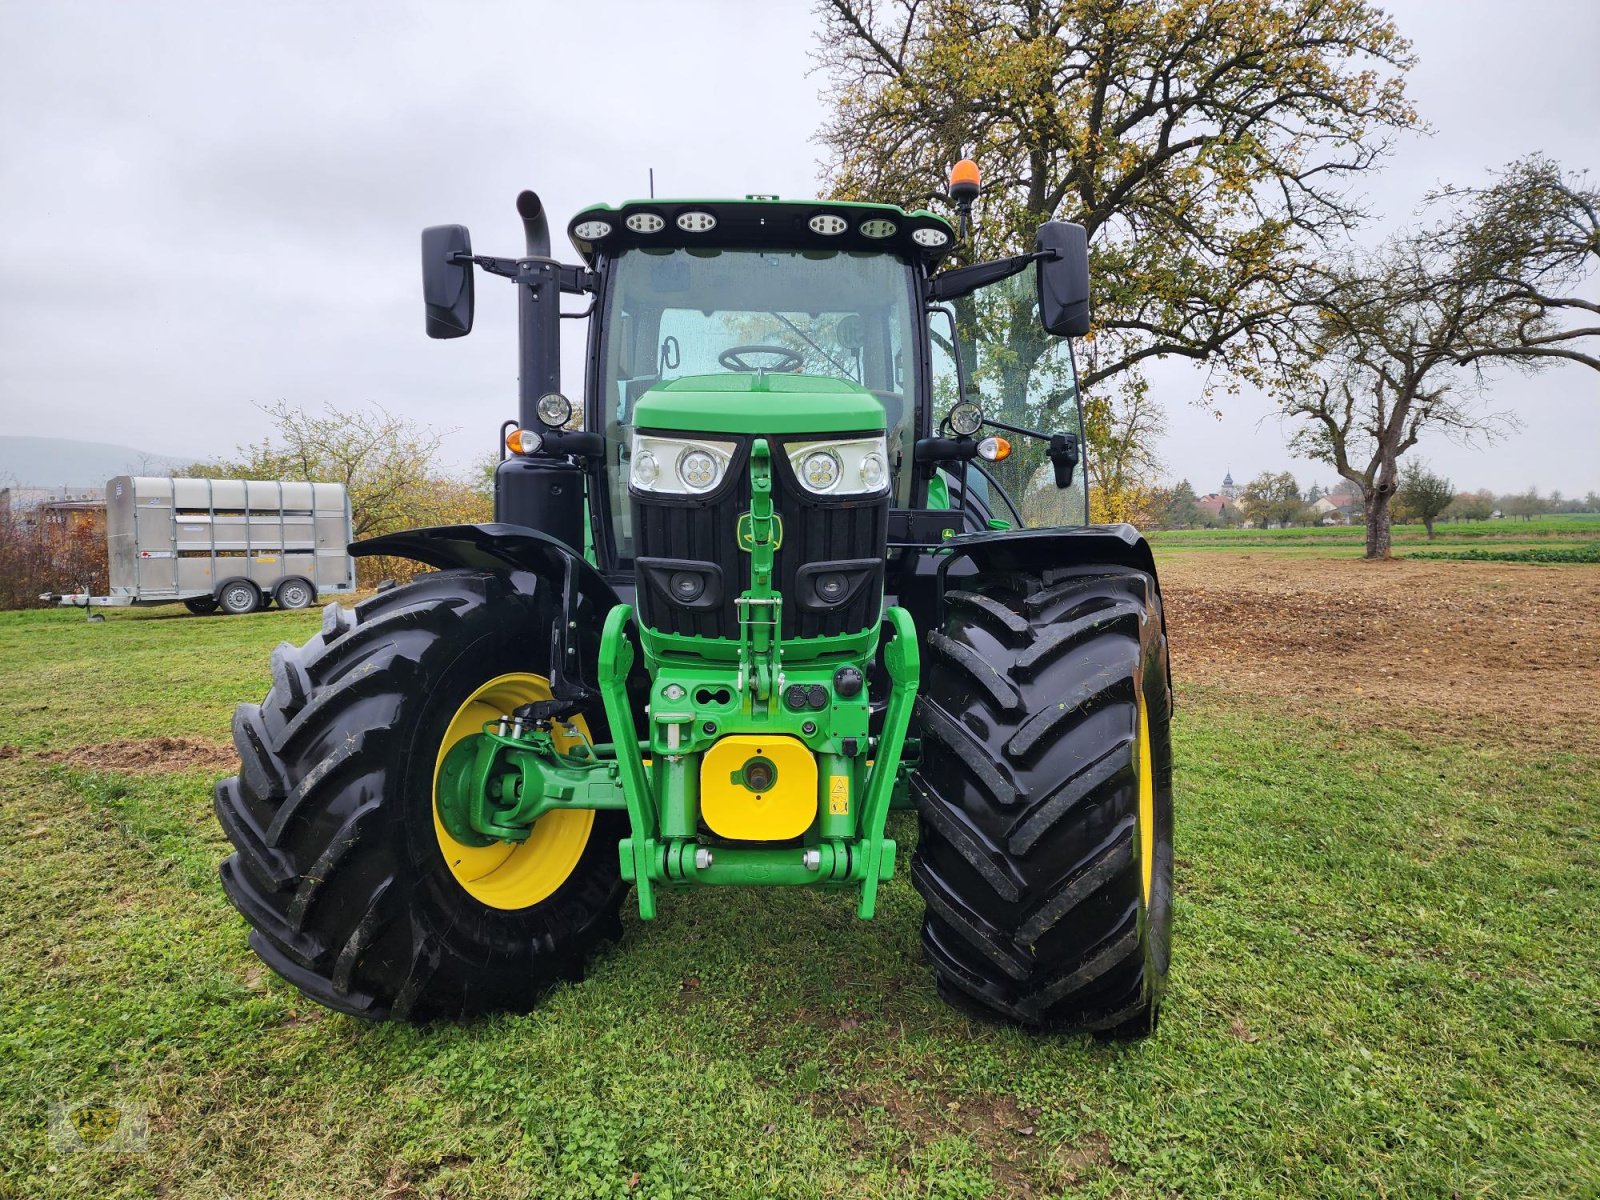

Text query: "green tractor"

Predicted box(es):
[215, 170, 1173, 1034]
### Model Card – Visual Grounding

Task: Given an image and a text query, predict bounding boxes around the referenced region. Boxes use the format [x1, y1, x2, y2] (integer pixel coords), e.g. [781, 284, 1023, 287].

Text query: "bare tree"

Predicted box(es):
[1272, 159, 1600, 558]
[1432, 156, 1600, 369]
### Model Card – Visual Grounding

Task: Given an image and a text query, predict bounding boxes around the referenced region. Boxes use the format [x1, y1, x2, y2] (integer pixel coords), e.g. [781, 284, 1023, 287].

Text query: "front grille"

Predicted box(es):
[631, 434, 888, 641]
[632, 473, 750, 638]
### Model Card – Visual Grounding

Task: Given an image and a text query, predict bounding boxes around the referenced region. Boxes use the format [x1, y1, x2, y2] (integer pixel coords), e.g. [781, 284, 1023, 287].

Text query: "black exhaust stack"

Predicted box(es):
[494, 190, 583, 549]
[517, 189, 552, 258]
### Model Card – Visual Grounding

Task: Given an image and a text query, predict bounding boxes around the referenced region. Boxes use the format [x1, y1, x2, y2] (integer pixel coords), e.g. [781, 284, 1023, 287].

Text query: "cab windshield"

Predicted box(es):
[597, 247, 917, 561]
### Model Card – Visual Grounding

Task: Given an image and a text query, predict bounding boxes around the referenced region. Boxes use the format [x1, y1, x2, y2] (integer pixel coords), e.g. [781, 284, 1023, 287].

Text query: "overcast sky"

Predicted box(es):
[2, 0, 1597, 495]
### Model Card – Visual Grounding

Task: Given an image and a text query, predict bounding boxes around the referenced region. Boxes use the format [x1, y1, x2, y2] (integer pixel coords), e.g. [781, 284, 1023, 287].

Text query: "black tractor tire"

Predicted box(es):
[274, 577, 314, 610]
[217, 580, 261, 615]
[184, 596, 219, 616]
[911, 564, 1174, 1035]
[214, 569, 628, 1019]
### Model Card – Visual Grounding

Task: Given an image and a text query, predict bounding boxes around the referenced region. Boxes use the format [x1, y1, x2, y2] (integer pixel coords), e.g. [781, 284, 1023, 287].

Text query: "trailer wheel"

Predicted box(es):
[214, 569, 627, 1019]
[274, 578, 314, 610]
[184, 597, 219, 616]
[911, 565, 1173, 1035]
[218, 580, 261, 615]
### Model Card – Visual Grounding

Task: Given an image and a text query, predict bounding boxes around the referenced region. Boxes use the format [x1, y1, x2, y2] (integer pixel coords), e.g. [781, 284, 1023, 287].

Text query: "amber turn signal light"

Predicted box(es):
[976, 436, 1011, 463]
[505, 427, 542, 456]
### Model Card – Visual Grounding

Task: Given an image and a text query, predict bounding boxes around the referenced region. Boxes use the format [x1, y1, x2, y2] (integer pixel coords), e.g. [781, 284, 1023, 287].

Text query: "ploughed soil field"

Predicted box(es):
[1158, 551, 1600, 742]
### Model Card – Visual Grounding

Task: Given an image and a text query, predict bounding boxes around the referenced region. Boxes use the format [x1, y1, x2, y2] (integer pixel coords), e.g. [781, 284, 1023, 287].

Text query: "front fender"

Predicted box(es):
[354, 523, 640, 721]
[936, 523, 1171, 699]
[941, 523, 1160, 586]
[353, 522, 623, 615]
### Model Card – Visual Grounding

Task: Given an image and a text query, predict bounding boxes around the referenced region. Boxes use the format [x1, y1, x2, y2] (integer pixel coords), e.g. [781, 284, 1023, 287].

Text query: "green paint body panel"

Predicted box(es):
[440, 441, 921, 920]
[632, 373, 887, 436]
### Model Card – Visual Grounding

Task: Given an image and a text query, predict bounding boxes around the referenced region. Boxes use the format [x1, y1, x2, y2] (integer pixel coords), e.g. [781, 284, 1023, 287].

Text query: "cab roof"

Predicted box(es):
[566, 196, 957, 269]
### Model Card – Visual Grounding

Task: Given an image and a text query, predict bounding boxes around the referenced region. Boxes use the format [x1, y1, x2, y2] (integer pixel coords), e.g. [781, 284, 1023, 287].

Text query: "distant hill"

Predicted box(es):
[0, 436, 198, 488]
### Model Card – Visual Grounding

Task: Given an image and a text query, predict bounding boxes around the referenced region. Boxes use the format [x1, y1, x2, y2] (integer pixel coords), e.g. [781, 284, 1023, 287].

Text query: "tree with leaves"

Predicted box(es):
[1501, 488, 1547, 522]
[182, 400, 488, 584]
[183, 399, 458, 538]
[1396, 461, 1453, 540]
[1151, 479, 1202, 529]
[1238, 470, 1307, 528]
[814, 0, 1416, 513]
[1272, 157, 1600, 558]
[1441, 490, 1493, 523]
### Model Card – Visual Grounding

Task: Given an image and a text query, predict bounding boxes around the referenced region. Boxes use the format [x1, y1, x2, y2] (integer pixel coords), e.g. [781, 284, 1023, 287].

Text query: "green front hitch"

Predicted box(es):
[436, 436, 922, 923]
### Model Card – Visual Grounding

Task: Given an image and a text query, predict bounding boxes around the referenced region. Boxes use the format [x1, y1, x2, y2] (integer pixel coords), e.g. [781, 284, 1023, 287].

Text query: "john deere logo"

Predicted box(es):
[735, 512, 784, 551]
[69, 1105, 121, 1145]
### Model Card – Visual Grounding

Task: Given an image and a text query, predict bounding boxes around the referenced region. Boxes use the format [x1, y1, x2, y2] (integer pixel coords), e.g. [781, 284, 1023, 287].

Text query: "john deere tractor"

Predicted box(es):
[215, 169, 1173, 1034]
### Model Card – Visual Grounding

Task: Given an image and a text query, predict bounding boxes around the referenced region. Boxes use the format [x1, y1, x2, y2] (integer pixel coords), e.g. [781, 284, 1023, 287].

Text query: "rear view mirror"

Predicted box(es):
[1035, 221, 1090, 337]
[422, 224, 475, 339]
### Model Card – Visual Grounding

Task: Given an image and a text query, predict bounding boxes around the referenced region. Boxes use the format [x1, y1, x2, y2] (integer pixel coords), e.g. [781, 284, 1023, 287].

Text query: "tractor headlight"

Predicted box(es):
[628, 433, 736, 495]
[535, 392, 573, 427]
[801, 450, 841, 491]
[677, 448, 720, 492]
[786, 437, 890, 496]
[631, 449, 659, 488]
[859, 451, 887, 490]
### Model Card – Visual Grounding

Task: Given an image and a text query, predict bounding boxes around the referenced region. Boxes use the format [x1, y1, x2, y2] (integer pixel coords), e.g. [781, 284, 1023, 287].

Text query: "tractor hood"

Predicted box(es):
[631, 373, 886, 436]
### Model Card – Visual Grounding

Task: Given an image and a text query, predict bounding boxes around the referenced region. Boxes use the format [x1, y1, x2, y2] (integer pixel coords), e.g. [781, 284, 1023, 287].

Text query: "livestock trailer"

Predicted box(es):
[44, 476, 354, 615]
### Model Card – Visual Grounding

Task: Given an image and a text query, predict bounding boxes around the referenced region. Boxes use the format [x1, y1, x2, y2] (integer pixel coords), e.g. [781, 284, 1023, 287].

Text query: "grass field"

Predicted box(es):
[3, 541, 1598, 1198]
[1147, 512, 1600, 560]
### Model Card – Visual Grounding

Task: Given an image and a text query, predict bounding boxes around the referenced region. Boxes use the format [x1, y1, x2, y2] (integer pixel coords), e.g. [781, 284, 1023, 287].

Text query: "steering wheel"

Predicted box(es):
[718, 344, 804, 373]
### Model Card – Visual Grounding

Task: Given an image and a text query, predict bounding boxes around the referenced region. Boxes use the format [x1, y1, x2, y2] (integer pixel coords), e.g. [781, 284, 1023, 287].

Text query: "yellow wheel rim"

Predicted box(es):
[1136, 693, 1155, 905]
[432, 673, 594, 910]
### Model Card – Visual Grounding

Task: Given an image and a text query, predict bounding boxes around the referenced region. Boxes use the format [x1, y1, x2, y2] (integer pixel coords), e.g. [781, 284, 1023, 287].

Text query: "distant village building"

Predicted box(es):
[0, 484, 105, 512]
[1326, 491, 1362, 523]
[1196, 473, 1243, 524]
[1194, 495, 1239, 524]
[0, 485, 107, 534]
[40, 498, 107, 535]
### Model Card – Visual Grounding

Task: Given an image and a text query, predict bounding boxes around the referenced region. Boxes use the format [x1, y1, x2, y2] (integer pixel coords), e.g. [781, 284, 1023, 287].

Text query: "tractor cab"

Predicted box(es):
[569, 200, 930, 562]
[565, 196, 1089, 571]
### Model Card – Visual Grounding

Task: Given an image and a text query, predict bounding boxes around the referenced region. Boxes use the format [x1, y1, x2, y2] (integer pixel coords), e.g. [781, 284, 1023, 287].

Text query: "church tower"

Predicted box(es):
[1220, 472, 1240, 501]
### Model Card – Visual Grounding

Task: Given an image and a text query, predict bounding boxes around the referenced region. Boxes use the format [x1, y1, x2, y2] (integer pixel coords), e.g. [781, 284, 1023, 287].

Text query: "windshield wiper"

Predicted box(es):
[767, 312, 859, 382]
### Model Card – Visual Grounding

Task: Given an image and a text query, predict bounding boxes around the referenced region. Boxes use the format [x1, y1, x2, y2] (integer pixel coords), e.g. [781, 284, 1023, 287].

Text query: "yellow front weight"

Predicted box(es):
[700, 735, 817, 841]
